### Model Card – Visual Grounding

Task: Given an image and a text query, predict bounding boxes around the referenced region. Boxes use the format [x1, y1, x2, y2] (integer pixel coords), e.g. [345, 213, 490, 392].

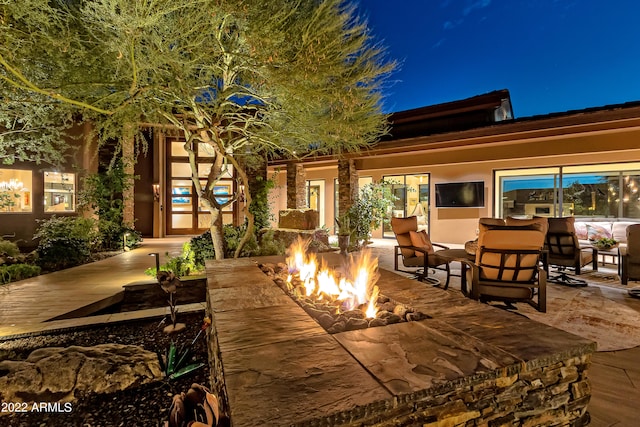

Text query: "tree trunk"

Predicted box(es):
[232, 158, 254, 258]
[209, 208, 225, 260]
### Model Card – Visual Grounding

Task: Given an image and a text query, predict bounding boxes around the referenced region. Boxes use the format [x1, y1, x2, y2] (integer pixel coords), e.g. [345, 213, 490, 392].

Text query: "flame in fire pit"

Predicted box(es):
[286, 237, 380, 318]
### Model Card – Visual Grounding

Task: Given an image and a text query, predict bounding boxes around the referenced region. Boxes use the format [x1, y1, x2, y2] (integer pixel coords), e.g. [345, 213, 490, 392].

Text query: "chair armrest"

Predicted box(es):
[432, 242, 450, 250]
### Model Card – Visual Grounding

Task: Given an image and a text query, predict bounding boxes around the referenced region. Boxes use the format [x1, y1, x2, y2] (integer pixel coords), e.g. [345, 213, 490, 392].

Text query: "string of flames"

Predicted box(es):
[285, 237, 381, 318]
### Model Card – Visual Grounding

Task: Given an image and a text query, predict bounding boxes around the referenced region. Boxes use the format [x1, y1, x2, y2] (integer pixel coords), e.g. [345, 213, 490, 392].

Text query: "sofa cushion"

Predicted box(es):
[574, 222, 588, 240]
[586, 223, 612, 241]
[612, 222, 636, 243]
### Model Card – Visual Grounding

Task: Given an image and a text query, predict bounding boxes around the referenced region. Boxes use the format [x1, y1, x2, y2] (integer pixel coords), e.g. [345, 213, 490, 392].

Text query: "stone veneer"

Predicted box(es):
[206, 254, 595, 427]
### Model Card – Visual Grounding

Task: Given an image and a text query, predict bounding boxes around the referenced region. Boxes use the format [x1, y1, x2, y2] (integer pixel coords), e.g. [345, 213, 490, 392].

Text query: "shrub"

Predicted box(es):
[0, 238, 20, 257]
[34, 216, 101, 271]
[97, 220, 142, 251]
[189, 226, 286, 264]
[254, 229, 287, 256]
[0, 264, 41, 284]
[190, 231, 215, 267]
[145, 242, 199, 278]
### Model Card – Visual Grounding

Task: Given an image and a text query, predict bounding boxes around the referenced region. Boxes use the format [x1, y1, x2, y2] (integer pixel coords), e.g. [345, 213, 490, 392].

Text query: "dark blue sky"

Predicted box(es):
[358, 0, 640, 118]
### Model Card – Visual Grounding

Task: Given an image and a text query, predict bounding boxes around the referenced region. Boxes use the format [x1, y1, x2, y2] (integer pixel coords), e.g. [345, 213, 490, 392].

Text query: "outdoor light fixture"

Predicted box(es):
[149, 252, 160, 271]
[123, 232, 131, 252]
[152, 183, 160, 201]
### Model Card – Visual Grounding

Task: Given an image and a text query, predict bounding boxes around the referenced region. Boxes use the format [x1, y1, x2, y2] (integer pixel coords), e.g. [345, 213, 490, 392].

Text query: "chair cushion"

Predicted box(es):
[586, 223, 612, 241]
[409, 230, 434, 254]
[479, 217, 506, 226]
[391, 216, 419, 258]
[507, 216, 548, 235]
[477, 218, 506, 249]
[478, 283, 534, 300]
[547, 216, 575, 233]
[391, 216, 418, 235]
[478, 252, 539, 282]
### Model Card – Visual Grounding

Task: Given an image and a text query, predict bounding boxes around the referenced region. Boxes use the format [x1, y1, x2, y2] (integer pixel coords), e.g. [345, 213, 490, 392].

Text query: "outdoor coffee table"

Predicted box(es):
[437, 248, 475, 292]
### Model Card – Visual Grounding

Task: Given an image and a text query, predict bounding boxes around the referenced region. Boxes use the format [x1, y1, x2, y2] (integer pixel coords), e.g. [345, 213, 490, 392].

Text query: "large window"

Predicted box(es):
[44, 171, 76, 212]
[495, 163, 640, 219]
[0, 169, 32, 213]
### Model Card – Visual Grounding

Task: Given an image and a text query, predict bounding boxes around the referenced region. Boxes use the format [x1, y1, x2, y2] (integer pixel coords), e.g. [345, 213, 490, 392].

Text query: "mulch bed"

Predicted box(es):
[0, 311, 210, 427]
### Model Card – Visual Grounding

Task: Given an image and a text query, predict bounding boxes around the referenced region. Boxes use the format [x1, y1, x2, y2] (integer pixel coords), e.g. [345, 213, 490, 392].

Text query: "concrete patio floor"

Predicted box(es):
[0, 236, 637, 426]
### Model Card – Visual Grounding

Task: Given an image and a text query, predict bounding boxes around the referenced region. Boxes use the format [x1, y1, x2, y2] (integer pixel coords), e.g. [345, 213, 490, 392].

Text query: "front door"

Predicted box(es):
[165, 137, 234, 235]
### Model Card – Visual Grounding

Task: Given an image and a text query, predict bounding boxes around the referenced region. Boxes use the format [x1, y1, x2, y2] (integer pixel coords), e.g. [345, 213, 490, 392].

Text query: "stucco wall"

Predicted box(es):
[268, 148, 640, 245]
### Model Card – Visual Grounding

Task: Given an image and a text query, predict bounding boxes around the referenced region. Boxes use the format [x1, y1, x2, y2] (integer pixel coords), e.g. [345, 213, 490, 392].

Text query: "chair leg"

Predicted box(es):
[443, 263, 451, 290]
[548, 268, 587, 287]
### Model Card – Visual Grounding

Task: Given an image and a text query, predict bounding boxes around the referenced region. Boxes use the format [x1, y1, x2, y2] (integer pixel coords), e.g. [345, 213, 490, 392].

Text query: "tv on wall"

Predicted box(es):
[435, 181, 485, 208]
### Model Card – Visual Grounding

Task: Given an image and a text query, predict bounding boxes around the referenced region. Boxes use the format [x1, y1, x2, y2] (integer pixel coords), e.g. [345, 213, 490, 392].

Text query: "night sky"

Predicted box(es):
[357, 0, 640, 118]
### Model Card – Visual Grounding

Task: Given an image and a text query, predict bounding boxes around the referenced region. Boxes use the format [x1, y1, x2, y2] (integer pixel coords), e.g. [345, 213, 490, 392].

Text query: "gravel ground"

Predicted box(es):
[0, 311, 211, 427]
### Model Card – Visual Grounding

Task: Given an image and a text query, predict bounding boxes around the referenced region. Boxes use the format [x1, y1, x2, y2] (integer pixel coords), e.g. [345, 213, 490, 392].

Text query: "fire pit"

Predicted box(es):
[206, 251, 596, 426]
[259, 238, 429, 334]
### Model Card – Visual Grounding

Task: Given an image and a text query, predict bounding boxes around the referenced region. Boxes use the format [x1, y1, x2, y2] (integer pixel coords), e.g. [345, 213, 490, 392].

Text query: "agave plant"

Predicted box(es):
[157, 317, 211, 381]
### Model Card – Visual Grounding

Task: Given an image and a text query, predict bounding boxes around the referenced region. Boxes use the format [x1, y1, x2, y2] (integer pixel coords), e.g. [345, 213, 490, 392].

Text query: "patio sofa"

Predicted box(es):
[573, 219, 639, 249]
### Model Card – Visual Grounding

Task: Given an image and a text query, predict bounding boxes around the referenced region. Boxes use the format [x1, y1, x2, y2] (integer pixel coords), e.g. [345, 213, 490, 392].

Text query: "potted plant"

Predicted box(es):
[593, 237, 618, 251]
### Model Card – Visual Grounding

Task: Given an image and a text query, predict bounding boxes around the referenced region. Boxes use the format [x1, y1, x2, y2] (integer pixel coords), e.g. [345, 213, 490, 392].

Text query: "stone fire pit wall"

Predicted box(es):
[205, 253, 596, 427]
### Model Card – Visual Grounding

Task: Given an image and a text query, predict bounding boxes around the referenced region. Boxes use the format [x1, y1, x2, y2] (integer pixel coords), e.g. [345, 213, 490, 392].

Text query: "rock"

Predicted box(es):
[0, 343, 163, 403]
[278, 209, 319, 230]
[163, 323, 187, 334]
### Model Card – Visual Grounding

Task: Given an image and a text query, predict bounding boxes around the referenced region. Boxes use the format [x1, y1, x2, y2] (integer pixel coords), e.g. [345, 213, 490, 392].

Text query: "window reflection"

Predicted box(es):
[496, 164, 640, 219]
[44, 171, 75, 212]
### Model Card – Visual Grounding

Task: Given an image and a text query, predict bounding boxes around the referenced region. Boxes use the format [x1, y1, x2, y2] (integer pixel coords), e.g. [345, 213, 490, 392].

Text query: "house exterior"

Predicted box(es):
[267, 89, 640, 244]
[3, 89, 640, 247]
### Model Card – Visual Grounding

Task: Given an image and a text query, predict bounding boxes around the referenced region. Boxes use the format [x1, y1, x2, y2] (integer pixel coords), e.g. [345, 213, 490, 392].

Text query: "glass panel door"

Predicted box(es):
[382, 174, 429, 238]
[166, 138, 236, 235]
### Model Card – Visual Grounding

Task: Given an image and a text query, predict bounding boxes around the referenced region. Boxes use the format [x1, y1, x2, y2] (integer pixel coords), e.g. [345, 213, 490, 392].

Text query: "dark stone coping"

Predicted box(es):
[205, 253, 596, 427]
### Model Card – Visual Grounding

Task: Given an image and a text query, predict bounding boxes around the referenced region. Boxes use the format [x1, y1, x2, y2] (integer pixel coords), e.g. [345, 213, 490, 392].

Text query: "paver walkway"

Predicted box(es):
[0, 237, 189, 337]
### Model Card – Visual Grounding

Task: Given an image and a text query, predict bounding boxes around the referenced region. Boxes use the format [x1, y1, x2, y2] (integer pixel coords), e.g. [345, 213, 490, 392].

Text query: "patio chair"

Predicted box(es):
[461, 224, 547, 312]
[545, 217, 597, 287]
[620, 224, 640, 285]
[391, 216, 451, 287]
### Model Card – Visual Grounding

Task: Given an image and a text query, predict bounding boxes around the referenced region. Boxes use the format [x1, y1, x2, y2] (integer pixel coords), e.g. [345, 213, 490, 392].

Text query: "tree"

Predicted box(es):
[0, 0, 394, 258]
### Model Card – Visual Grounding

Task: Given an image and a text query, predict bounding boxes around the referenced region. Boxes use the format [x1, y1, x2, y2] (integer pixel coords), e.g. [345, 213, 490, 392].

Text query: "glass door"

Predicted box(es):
[382, 174, 430, 238]
[166, 138, 235, 235]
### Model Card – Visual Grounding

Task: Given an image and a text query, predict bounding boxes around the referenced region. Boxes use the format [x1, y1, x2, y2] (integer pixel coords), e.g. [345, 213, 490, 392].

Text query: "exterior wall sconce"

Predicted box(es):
[153, 183, 160, 201]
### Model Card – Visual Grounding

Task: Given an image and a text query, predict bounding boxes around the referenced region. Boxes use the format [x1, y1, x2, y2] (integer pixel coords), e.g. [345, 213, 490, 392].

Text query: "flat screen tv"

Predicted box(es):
[435, 181, 485, 208]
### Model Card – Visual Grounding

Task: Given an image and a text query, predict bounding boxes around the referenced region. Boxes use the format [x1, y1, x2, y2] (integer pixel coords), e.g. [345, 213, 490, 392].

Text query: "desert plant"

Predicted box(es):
[157, 317, 211, 382]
